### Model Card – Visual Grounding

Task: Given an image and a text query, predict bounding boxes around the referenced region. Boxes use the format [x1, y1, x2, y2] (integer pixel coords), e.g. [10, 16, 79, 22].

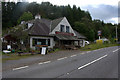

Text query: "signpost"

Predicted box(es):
[98, 30, 101, 40]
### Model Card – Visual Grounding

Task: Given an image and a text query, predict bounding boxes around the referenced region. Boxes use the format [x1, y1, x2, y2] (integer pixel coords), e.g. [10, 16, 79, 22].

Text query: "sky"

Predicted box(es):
[7, 0, 119, 24]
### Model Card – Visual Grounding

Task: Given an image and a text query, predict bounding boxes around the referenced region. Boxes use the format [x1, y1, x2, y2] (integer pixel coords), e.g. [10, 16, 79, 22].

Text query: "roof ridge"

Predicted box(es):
[52, 17, 64, 21]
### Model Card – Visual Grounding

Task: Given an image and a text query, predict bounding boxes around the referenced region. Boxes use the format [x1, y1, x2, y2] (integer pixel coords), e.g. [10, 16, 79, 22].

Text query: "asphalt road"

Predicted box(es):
[2, 46, 119, 79]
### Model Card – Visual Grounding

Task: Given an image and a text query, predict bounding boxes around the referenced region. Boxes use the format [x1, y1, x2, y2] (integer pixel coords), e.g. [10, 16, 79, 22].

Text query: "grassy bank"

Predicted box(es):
[2, 48, 60, 62]
[80, 43, 119, 51]
[2, 53, 41, 62]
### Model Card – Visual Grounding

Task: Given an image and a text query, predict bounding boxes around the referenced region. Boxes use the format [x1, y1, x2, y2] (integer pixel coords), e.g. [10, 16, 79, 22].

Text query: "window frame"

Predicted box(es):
[60, 24, 65, 32]
[66, 26, 70, 33]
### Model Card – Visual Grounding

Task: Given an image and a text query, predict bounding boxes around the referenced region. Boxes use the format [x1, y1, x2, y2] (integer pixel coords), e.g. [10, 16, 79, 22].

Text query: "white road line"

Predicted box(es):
[93, 50, 98, 51]
[70, 55, 77, 57]
[113, 48, 120, 53]
[81, 52, 85, 54]
[87, 51, 91, 53]
[57, 57, 67, 60]
[78, 54, 107, 70]
[43, 61, 51, 64]
[38, 62, 44, 65]
[67, 73, 69, 74]
[13, 66, 29, 71]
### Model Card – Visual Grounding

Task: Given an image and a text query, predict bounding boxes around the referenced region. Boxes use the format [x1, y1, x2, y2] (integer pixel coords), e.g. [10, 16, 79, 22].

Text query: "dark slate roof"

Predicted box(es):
[39, 18, 52, 28]
[26, 18, 51, 28]
[29, 19, 50, 36]
[26, 17, 64, 36]
[55, 34, 79, 40]
[74, 30, 86, 39]
[51, 17, 64, 31]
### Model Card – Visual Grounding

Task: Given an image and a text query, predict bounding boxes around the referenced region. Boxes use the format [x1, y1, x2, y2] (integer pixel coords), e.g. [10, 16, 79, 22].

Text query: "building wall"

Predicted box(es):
[30, 36, 55, 50]
[50, 17, 76, 36]
[82, 39, 85, 47]
[74, 39, 85, 47]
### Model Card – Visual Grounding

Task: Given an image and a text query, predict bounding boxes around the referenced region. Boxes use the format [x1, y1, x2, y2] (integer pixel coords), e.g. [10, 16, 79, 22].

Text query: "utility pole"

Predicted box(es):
[116, 26, 118, 43]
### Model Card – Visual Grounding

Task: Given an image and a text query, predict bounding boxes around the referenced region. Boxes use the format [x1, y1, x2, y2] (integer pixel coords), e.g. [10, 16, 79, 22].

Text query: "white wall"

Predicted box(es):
[30, 36, 55, 50]
[35, 15, 41, 19]
[28, 23, 33, 29]
[82, 40, 85, 47]
[74, 39, 85, 47]
[50, 17, 76, 36]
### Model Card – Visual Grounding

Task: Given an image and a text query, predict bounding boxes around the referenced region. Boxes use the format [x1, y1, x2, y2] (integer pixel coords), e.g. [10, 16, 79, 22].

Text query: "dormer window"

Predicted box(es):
[35, 14, 41, 19]
[66, 26, 69, 33]
[60, 25, 64, 32]
[28, 23, 33, 29]
[21, 21, 25, 24]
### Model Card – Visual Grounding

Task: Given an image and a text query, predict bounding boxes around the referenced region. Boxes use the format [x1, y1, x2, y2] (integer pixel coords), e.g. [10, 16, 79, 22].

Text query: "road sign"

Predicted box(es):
[98, 30, 101, 36]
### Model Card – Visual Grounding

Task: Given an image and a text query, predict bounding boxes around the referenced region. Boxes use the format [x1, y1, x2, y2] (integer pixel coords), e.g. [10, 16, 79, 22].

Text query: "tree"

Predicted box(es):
[10, 24, 29, 49]
[17, 12, 33, 24]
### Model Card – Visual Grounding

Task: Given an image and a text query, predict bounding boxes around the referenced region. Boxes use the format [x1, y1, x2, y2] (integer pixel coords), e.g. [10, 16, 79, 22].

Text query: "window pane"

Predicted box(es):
[66, 26, 69, 33]
[60, 25, 64, 32]
[32, 38, 48, 46]
[32, 38, 37, 46]
[48, 39, 50, 46]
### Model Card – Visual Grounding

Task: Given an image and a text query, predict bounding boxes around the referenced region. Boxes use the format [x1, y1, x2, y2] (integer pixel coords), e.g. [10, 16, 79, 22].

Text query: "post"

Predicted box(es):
[98, 30, 101, 40]
[116, 26, 118, 42]
[99, 36, 100, 40]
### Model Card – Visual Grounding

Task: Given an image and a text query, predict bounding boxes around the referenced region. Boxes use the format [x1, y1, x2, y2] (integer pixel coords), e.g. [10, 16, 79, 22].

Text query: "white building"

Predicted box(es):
[22, 14, 86, 50]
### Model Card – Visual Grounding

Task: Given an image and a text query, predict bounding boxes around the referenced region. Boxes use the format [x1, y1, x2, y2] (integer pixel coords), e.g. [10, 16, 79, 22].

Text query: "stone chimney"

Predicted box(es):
[35, 14, 41, 19]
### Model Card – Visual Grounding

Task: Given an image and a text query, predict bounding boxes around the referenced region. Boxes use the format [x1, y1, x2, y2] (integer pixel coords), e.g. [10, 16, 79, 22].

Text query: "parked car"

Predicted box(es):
[85, 41, 90, 45]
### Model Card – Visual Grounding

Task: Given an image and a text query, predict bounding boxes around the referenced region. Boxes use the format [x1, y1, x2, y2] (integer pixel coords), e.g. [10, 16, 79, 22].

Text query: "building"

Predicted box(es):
[3, 14, 86, 50]
[28, 14, 86, 50]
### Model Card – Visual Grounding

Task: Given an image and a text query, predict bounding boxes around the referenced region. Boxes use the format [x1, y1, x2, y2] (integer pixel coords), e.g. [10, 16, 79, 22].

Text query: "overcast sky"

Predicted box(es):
[7, 0, 119, 24]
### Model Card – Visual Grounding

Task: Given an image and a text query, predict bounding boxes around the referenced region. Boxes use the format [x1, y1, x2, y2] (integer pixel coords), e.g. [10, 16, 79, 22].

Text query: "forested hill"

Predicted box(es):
[2, 2, 119, 41]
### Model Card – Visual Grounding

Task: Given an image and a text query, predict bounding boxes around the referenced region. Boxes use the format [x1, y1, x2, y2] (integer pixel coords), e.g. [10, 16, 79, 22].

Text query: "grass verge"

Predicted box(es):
[2, 53, 41, 62]
[2, 48, 60, 62]
[80, 43, 120, 51]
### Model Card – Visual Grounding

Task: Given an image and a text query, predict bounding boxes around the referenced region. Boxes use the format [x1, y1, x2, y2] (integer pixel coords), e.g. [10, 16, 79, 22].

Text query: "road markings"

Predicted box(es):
[81, 52, 85, 54]
[113, 48, 120, 53]
[70, 55, 77, 57]
[13, 66, 29, 71]
[57, 57, 67, 60]
[38, 61, 51, 65]
[93, 50, 98, 51]
[67, 73, 69, 74]
[38, 62, 44, 65]
[86, 51, 91, 53]
[43, 61, 51, 64]
[78, 54, 108, 70]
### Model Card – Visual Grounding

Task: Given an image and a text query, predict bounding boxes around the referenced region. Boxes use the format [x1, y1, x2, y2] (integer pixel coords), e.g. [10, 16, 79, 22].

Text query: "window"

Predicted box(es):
[66, 26, 69, 33]
[28, 23, 33, 29]
[60, 25, 64, 32]
[48, 39, 50, 46]
[32, 38, 49, 46]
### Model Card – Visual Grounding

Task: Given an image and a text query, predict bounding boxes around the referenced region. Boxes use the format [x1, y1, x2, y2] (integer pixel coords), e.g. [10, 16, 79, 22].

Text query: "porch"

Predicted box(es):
[54, 34, 83, 49]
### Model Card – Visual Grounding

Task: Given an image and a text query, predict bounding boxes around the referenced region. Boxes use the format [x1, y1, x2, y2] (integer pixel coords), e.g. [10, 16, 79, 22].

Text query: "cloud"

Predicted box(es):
[82, 4, 118, 24]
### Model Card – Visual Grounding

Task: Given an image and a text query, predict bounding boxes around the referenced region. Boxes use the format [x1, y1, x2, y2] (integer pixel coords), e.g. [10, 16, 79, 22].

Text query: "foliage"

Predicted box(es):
[17, 12, 33, 24]
[2, 2, 119, 41]
[80, 43, 119, 51]
[8, 24, 29, 49]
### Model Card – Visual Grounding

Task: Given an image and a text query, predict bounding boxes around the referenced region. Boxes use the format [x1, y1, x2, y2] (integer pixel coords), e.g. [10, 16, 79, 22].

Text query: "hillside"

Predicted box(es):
[2, 2, 119, 41]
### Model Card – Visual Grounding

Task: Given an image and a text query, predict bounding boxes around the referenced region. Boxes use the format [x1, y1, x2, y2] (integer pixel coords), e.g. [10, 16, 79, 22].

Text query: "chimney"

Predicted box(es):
[35, 14, 41, 19]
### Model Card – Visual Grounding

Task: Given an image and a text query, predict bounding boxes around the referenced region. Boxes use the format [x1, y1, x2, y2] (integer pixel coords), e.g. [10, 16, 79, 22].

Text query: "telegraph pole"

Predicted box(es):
[116, 26, 118, 43]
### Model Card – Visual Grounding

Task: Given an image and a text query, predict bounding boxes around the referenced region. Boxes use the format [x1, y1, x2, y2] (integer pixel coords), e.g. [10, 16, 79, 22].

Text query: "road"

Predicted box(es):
[2, 46, 119, 79]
